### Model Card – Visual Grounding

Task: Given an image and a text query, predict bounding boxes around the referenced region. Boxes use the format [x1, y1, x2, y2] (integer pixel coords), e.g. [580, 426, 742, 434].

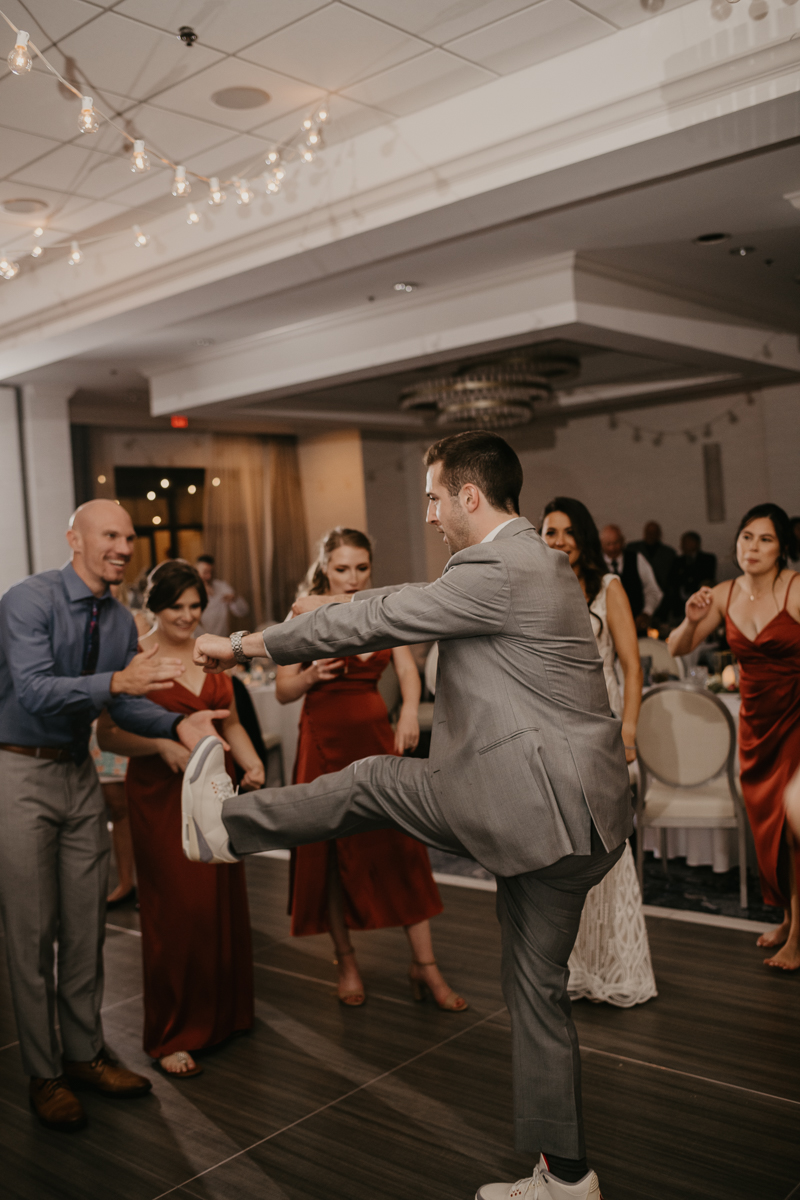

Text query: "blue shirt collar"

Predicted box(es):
[61, 561, 111, 603]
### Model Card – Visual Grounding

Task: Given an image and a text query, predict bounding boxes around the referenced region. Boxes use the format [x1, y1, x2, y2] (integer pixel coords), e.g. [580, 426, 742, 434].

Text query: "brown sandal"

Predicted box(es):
[334, 946, 366, 1007]
[409, 960, 468, 1012]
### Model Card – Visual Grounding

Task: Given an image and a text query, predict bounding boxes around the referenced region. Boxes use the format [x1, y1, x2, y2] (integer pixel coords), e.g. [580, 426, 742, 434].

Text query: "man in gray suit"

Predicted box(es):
[187, 431, 631, 1200]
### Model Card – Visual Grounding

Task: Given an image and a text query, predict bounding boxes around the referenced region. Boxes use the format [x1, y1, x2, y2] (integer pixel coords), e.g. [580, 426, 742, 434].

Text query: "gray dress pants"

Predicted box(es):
[0, 750, 110, 1079]
[223, 753, 623, 1158]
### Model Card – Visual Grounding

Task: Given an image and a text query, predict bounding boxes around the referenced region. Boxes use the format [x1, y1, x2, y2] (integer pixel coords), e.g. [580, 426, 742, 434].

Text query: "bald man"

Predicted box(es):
[599, 523, 663, 630]
[0, 500, 225, 1133]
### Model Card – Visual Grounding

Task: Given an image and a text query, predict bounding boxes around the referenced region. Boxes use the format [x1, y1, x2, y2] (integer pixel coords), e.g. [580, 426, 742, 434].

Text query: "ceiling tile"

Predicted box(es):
[0, 0, 103, 50]
[9, 142, 118, 195]
[0, 67, 99, 141]
[115, 0, 328, 54]
[241, 3, 429, 91]
[100, 167, 181, 209]
[345, 1, 540, 44]
[251, 96, 386, 151]
[56, 11, 223, 102]
[445, 1, 612, 73]
[181, 132, 272, 181]
[0, 178, 77, 233]
[342, 49, 494, 117]
[50, 195, 131, 236]
[576, 0, 694, 28]
[114, 101, 239, 164]
[151, 58, 323, 133]
[0, 126, 63, 178]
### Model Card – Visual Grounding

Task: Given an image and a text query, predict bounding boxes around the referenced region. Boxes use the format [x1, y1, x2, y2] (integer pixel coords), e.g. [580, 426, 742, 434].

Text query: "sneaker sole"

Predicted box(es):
[181, 736, 222, 861]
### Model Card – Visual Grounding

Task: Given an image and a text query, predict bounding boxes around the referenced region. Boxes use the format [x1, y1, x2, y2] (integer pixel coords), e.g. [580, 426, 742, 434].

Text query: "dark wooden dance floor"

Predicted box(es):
[1, 856, 798, 1200]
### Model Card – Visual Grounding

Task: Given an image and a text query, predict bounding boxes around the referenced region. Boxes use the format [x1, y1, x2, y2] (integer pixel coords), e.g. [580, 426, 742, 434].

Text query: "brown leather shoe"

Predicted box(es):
[63, 1047, 152, 1098]
[29, 1077, 87, 1132]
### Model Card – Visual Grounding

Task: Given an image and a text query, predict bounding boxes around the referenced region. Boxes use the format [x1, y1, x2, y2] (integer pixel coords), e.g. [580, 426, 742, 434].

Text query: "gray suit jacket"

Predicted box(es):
[263, 517, 632, 876]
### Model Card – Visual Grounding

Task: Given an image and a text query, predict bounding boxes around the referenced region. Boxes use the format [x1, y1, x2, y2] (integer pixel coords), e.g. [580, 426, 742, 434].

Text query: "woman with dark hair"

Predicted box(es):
[541, 498, 655, 1006]
[669, 503, 800, 970]
[97, 560, 263, 1073]
[276, 528, 466, 1011]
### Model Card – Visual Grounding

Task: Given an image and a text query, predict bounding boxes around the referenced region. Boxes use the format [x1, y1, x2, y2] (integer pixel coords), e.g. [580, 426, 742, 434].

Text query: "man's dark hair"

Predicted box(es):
[196, 554, 214, 565]
[423, 431, 522, 514]
[146, 560, 208, 613]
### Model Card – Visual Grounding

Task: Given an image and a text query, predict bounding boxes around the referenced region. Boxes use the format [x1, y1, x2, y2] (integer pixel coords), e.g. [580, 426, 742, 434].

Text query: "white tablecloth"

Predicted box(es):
[247, 683, 303, 783]
[642, 691, 743, 873]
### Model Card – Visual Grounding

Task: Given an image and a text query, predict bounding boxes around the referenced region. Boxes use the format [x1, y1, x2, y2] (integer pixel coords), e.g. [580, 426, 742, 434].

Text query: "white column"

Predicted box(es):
[21, 385, 75, 573]
[0, 386, 31, 594]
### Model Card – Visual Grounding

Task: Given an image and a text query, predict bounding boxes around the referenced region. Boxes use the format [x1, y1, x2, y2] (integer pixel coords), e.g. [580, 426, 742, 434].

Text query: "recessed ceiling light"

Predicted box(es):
[211, 87, 270, 110]
[393, 282, 418, 292]
[730, 246, 756, 256]
[694, 232, 730, 244]
[2, 198, 48, 214]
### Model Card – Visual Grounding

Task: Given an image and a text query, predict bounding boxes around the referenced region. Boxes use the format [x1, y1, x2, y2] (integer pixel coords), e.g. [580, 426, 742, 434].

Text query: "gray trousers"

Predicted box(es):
[224, 754, 623, 1157]
[0, 750, 109, 1079]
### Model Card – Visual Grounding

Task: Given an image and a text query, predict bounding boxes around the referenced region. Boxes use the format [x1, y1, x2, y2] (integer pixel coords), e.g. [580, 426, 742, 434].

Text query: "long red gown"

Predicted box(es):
[125, 673, 254, 1058]
[725, 574, 800, 908]
[290, 648, 443, 936]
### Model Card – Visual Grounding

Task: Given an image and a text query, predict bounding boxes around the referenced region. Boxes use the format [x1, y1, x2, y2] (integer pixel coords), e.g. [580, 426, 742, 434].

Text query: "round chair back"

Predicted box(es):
[637, 683, 734, 787]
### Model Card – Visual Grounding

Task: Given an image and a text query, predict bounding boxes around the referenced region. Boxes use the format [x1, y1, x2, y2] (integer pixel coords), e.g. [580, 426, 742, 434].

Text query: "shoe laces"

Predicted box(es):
[508, 1167, 545, 1199]
[210, 773, 237, 803]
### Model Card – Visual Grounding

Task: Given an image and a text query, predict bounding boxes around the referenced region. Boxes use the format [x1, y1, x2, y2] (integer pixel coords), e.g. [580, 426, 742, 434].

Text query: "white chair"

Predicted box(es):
[638, 637, 685, 679]
[635, 682, 748, 908]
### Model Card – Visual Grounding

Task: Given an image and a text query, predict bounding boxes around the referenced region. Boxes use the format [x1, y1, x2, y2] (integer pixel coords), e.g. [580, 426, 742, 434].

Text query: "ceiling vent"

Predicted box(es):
[211, 87, 271, 110]
[399, 354, 579, 429]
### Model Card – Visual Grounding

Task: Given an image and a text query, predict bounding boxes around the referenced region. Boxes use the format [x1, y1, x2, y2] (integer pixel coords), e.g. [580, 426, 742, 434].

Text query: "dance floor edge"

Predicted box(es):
[0, 856, 797, 1200]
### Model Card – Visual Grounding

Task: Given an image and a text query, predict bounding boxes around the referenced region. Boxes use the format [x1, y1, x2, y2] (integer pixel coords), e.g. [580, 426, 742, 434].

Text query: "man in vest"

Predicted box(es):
[599, 524, 662, 630]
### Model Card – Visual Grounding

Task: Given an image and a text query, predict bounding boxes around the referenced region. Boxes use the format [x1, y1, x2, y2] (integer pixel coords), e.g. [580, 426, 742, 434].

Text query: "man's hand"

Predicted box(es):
[291, 594, 352, 617]
[194, 634, 236, 673]
[110, 641, 183, 695]
[176, 709, 231, 752]
[156, 739, 190, 774]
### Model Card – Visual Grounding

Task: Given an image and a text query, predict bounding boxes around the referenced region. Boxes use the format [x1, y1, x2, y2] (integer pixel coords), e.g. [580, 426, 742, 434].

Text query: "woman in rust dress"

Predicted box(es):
[277, 528, 466, 1010]
[98, 561, 264, 1073]
[669, 504, 800, 970]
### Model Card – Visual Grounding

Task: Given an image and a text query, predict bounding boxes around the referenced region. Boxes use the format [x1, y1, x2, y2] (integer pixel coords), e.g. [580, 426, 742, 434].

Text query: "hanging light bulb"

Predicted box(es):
[305, 126, 324, 148]
[132, 224, 149, 248]
[314, 104, 329, 124]
[265, 173, 281, 195]
[0, 253, 20, 280]
[265, 149, 281, 167]
[233, 177, 254, 205]
[33, 225, 43, 238]
[8, 30, 32, 74]
[130, 139, 150, 172]
[186, 202, 200, 225]
[77, 96, 99, 134]
[297, 144, 315, 163]
[67, 240, 83, 266]
[30, 244, 43, 258]
[171, 165, 191, 196]
[208, 176, 226, 205]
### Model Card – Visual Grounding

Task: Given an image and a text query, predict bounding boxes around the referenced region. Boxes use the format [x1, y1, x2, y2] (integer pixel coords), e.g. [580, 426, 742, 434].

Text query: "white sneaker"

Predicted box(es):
[476, 1157, 602, 1200]
[181, 736, 241, 864]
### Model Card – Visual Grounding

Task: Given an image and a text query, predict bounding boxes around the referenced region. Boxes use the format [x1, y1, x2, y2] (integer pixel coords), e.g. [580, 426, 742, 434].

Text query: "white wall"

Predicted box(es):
[0, 386, 30, 594]
[296, 430, 367, 555]
[22, 385, 75, 572]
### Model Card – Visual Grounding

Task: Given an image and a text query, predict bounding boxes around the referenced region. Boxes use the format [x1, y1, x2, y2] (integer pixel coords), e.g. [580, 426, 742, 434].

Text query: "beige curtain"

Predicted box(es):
[203, 436, 269, 626]
[270, 439, 309, 619]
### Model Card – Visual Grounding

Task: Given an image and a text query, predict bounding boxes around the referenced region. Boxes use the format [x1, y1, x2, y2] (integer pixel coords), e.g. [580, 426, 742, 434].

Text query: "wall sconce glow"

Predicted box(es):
[186, 202, 200, 225]
[0, 253, 20, 280]
[208, 177, 226, 205]
[132, 224, 149, 248]
[147, 490, 156, 500]
[30, 244, 43, 258]
[234, 178, 254, 205]
[152, 515, 162, 525]
[97, 475, 107, 484]
[78, 96, 99, 134]
[211, 477, 221, 487]
[187, 484, 197, 494]
[171, 165, 191, 196]
[8, 30, 32, 74]
[130, 139, 150, 172]
[160, 478, 170, 488]
[67, 240, 83, 265]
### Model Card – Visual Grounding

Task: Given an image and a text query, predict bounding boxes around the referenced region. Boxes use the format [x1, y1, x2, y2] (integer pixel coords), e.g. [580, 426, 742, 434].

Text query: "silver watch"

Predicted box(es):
[230, 630, 252, 666]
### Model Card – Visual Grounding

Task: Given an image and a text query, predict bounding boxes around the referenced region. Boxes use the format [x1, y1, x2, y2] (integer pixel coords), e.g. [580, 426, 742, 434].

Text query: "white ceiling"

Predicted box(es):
[0, 0, 693, 252]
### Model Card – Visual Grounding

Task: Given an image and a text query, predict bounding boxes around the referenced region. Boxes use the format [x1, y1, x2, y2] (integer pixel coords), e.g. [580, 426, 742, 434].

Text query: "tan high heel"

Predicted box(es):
[334, 946, 366, 1006]
[409, 960, 468, 1012]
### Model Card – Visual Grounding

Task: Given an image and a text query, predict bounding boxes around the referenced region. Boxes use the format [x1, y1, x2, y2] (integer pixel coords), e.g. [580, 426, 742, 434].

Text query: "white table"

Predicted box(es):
[642, 690, 743, 873]
[247, 682, 303, 783]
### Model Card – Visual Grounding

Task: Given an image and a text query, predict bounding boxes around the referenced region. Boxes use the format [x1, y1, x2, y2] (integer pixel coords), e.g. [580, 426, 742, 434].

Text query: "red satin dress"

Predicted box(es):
[725, 574, 800, 908]
[125, 673, 254, 1058]
[290, 648, 442, 936]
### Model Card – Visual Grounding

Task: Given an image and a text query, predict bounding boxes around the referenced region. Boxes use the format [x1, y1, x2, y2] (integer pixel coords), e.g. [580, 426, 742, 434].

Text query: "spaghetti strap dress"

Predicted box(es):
[725, 573, 800, 908]
[125, 673, 254, 1058]
[289, 649, 443, 936]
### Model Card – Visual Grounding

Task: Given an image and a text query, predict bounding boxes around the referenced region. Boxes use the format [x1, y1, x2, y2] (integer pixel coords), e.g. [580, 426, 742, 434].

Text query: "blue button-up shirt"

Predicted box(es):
[0, 562, 177, 754]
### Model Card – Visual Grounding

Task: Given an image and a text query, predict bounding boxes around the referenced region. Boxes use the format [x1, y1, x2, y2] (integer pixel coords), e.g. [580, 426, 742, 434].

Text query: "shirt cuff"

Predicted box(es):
[86, 671, 113, 708]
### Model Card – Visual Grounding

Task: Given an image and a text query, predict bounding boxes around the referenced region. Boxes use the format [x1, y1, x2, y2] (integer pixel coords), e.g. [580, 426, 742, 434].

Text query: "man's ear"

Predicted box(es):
[461, 483, 480, 513]
[66, 528, 80, 554]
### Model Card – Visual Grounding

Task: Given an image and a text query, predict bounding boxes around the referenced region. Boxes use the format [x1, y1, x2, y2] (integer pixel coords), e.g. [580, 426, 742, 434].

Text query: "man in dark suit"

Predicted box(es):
[629, 521, 676, 595]
[664, 531, 717, 624]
